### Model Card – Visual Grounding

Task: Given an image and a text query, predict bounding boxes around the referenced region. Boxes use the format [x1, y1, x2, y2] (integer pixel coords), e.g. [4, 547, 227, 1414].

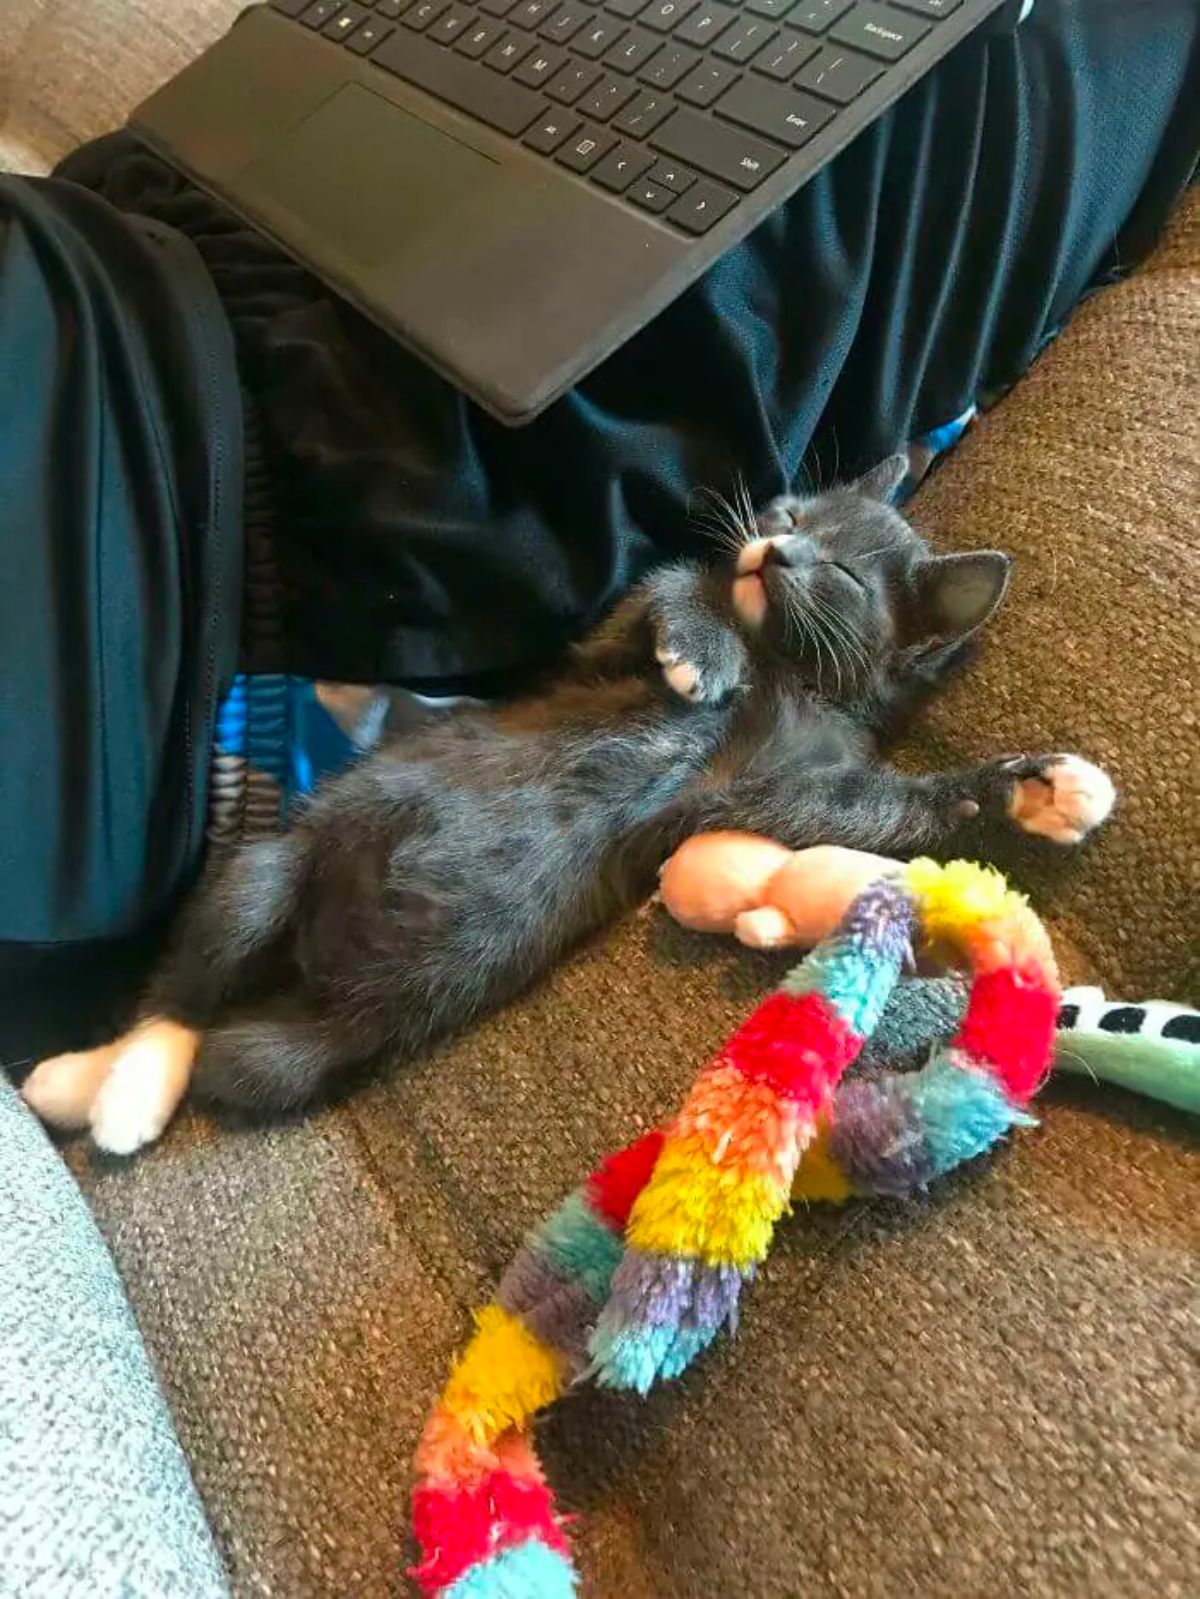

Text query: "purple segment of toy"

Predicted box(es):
[599, 1250, 745, 1337]
[828, 1075, 936, 1196]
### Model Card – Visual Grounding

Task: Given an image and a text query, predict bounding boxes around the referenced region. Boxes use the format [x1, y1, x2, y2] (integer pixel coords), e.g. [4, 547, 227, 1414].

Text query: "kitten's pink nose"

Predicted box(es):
[737, 537, 777, 575]
[738, 535, 809, 574]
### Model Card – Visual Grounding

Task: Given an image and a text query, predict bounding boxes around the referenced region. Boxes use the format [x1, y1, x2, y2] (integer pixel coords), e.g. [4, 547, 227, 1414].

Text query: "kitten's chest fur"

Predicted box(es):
[333, 672, 860, 927]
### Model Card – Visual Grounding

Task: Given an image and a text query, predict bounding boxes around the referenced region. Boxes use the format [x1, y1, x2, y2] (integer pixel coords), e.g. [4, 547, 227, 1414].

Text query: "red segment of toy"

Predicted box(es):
[585, 1128, 667, 1230]
[956, 962, 1059, 1104]
[411, 1469, 570, 1594]
[726, 991, 860, 1113]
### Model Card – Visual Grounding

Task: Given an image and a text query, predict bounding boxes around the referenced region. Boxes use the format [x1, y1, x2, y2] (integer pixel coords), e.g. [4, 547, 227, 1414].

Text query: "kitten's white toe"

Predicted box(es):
[22, 1042, 122, 1130]
[88, 1020, 199, 1156]
[1007, 755, 1116, 845]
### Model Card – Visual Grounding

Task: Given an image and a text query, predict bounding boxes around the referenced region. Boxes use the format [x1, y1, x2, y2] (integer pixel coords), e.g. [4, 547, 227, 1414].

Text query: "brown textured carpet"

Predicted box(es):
[69, 194, 1199, 1599]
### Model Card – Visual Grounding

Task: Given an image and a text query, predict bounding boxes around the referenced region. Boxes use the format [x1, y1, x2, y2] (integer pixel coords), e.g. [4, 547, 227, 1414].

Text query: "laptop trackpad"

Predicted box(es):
[241, 84, 499, 270]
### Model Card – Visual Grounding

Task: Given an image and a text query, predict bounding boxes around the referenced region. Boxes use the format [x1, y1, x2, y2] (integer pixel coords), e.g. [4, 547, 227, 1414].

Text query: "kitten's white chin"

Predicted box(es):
[732, 573, 767, 626]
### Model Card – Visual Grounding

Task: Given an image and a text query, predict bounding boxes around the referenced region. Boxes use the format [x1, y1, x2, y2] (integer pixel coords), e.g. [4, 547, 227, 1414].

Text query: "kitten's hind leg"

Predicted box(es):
[22, 1040, 124, 1131]
[23, 1018, 199, 1154]
[87, 1020, 199, 1156]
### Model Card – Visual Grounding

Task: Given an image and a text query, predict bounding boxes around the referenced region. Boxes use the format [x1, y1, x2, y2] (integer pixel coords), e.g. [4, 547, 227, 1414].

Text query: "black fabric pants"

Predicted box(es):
[1, 0, 1197, 1062]
[0, 177, 244, 1063]
[59, 0, 1200, 689]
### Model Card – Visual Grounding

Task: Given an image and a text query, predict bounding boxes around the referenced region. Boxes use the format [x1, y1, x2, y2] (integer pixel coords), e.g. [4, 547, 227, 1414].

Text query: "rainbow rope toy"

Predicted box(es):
[411, 859, 1061, 1597]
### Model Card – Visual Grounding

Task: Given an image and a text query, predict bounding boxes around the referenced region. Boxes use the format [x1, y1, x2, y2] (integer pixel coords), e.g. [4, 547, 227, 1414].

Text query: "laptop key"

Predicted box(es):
[541, 2, 590, 39]
[402, 0, 450, 28]
[375, 0, 412, 15]
[556, 124, 619, 170]
[675, 2, 736, 47]
[510, 0, 558, 24]
[640, 43, 699, 88]
[650, 105, 784, 189]
[455, 16, 505, 52]
[575, 16, 627, 56]
[605, 28, 658, 71]
[612, 88, 672, 136]
[590, 142, 655, 190]
[676, 60, 739, 107]
[347, 17, 396, 49]
[716, 77, 833, 147]
[579, 73, 637, 117]
[627, 178, 674, 213]
[324, 4, 370, 39]
[667, 177, 737, 232]
[793, 43, 880, 100]
[642, 0, 700, 31]
[300, 0, 344, 26]
[754, 29, 818, 78]
[477, 0, 519, 13]
[789, 0, 853, 33]
[714, 17, 777, 61]
[743, 0, 791, 14]
[646, 157, 694, 191]
[524, 109, 582, 150]
[371, 29, 549, 133]
[606, 0, 651, 15]
[485, 30, 536, 68]
[514, 43, 569, 82]
[429, 4, 474, 40]
[829, 1, 930, 58]
[546, 60, 603, 102]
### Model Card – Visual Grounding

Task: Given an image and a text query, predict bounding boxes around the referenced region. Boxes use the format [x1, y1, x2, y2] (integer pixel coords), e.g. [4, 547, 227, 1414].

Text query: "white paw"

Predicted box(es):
[1007, 755, 1116, 845]
[656, 646, 703, 701]
[88, 1020, 199, 1156]
[22, 1042, 122, 1130]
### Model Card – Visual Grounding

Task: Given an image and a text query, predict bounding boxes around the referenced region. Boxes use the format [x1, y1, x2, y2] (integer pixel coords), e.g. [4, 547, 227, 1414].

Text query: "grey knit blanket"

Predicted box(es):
[0, 1077, 228, 1599]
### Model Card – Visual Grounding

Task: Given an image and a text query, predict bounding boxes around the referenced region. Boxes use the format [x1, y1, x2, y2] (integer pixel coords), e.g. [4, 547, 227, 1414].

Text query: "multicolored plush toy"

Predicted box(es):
[410, 859, 1072, 1596]
[409, 845, 1196, 1596]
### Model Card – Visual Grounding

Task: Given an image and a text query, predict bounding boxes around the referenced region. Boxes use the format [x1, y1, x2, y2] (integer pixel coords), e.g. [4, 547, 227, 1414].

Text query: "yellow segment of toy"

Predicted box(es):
[789, 1118, 855, 1203]
[441, 1304, 565, 1446]
[903, 857, 1058, 980]
[626, 1137, 798, 1267]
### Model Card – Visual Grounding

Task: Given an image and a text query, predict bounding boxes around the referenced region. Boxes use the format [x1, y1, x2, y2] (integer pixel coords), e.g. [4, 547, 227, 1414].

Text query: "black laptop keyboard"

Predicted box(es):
[270, 0, 961, 233]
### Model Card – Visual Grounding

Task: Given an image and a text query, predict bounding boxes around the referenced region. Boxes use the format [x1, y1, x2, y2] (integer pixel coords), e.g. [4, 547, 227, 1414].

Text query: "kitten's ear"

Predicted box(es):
[853, 452, 909, 504]
[902, 551, 1012, 648]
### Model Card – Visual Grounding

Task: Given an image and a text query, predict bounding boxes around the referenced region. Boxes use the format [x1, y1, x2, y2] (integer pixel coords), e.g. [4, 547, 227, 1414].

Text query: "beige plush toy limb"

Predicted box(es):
[658, 835, 900, 950]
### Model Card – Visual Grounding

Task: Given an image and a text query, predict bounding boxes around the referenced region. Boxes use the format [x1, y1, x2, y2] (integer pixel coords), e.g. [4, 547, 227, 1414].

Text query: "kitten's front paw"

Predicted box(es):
[655, 631, 746, 704]
[1004, 754, 1116, 845]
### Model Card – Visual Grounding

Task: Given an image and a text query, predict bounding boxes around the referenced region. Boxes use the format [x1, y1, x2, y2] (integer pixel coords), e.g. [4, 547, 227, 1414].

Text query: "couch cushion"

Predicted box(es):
[903, 193, 1199, 1002]
[68, 195, 1198, 1597]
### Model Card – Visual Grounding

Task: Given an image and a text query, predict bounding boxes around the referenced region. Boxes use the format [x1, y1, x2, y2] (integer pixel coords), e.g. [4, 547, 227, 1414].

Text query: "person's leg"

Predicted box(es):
[0, 175, 244, 1067]
[57, 0, 1199, 695]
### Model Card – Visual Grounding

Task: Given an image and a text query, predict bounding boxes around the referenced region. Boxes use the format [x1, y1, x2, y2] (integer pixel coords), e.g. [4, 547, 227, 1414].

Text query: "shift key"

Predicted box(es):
[650, 106, 784, 191]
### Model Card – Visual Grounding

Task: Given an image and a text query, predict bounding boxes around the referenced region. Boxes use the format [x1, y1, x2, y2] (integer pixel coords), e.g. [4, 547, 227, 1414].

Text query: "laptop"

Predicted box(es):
[132, 0, 1006, 423]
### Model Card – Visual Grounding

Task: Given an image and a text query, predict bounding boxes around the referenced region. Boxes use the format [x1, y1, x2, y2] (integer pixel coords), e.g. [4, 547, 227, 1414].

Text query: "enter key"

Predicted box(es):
[715, 77, 834, 149]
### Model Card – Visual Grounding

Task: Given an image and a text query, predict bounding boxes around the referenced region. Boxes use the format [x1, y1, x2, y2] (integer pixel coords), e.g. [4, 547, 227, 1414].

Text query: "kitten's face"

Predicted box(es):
[729, 455, 1011, 695]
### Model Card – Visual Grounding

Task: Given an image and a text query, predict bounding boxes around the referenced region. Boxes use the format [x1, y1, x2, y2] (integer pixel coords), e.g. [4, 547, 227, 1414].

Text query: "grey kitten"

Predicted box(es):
[23, 454, 1115, 1152]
